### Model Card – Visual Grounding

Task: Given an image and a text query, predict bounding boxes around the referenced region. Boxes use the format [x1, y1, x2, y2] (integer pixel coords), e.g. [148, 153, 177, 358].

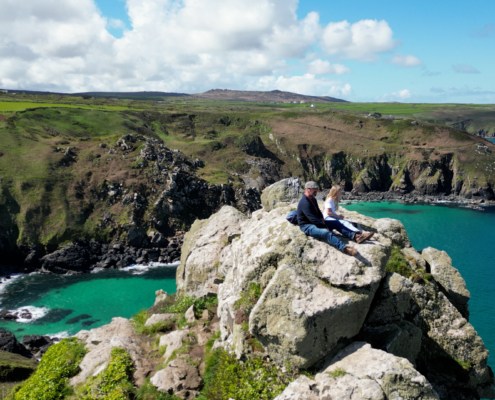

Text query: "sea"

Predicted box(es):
[0, 262, 178, 339]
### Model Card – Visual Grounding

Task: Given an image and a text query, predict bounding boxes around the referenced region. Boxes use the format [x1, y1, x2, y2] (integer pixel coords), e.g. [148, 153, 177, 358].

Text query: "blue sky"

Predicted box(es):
[0, 0, 493, 102]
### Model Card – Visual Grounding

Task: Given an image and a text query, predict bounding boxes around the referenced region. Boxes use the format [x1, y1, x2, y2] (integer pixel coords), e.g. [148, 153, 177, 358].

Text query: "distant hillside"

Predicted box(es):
[192, 89, 347, 103]
[0, 89, 189, 101]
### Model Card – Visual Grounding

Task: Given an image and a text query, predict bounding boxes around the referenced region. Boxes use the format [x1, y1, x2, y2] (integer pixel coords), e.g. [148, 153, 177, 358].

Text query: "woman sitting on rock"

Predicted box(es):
[324, 185, 374, 244]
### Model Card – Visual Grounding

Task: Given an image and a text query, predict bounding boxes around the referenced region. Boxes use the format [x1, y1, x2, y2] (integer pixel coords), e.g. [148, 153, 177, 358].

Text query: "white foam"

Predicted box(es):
[47, 331, 71, 340]
[121, 261, 180, 275]
[6, 305, 50, 323]
[0, 273, 24, 297]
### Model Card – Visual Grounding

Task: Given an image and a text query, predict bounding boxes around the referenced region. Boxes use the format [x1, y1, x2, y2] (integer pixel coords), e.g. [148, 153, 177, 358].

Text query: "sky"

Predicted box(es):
[0, 0, 494, 103]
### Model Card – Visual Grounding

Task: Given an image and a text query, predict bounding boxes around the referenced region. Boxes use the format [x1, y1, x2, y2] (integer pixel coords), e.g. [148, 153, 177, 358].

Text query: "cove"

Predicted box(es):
[344, 201, 495, 371]
[0, 263, 177, 339]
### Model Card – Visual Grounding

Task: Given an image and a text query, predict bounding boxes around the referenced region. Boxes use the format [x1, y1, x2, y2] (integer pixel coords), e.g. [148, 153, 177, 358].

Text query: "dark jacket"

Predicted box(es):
[297, 195, 325, 228]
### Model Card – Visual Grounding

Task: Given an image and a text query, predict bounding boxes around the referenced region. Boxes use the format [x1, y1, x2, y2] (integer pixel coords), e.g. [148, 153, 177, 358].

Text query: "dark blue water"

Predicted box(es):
[0, 264, 177, 339]
[345, 201, 495, 371]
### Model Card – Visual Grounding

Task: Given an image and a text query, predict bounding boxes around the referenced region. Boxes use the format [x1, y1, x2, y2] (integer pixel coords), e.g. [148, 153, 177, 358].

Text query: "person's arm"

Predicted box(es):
[328, 199, 344, 219]
[302, 197, 326, 227]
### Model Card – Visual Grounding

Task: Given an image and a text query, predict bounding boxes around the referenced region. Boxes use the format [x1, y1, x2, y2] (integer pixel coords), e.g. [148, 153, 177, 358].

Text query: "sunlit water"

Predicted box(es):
[345, 201, 495, 371]
[0, 263, 178, 339]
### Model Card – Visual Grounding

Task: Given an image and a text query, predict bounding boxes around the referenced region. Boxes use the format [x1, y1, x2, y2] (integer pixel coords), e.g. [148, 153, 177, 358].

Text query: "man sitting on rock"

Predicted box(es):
[297, 181, 358, 256]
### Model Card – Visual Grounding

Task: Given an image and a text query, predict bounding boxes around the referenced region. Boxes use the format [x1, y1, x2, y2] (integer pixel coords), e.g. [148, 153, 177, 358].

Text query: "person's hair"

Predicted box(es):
[326, 185, 342, 211]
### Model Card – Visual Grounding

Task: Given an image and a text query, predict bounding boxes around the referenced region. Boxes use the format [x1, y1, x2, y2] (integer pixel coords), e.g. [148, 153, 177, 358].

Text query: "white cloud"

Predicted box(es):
[378, 89, 412, 101]
[389, 53, 422, 67]
[320, 19, 399, 62]
[254, 74, 351, 98]
[307, 59, 350, 75]
[0, 0, 401, 94]
[452, 64, 480, 74]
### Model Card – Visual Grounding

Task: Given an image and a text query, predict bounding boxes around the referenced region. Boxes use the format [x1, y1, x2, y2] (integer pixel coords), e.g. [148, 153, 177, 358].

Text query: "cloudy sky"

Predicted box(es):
[0, 0, 494, 103]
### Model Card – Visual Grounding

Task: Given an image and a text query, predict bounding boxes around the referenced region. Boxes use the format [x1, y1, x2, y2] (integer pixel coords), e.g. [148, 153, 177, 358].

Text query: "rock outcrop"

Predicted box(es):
[178, 179, 495, 399]
[275, 342, 439, 400]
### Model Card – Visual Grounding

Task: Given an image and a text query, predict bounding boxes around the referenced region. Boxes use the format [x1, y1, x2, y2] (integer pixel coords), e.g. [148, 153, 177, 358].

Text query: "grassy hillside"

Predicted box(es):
[1, 93, 494, 250]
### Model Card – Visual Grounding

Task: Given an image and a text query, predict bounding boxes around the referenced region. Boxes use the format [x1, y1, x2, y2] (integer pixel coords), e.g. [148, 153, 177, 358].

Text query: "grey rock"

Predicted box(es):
[185, 306, 196, 323]
[159, 330, 190, 362]
[260, 178, 303, 212]
[150, 359, 201, 400]
[154, 289, 168, 305]
[422, 247, 470, 318]
[145, 313, 175, 327]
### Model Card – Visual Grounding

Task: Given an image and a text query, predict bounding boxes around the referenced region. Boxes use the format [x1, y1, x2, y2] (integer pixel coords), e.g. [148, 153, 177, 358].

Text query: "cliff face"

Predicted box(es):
[178, 178, 495, 399]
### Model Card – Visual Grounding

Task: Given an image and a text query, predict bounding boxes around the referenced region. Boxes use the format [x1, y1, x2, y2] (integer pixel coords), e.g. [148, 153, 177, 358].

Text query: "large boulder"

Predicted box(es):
[176, 205, 247, 297]
[275, 342, 439, 400]
[260, 177, 303, 212]
[216, 204, 397, 368]
[421, 247, 470, 318]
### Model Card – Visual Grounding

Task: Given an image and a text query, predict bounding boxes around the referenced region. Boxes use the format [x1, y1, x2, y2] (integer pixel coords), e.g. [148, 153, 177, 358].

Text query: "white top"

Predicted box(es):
[323, 198, 337, 218]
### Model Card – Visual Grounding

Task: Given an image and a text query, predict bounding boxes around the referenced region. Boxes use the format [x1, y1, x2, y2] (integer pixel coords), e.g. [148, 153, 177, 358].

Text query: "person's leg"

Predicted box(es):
[324, 219, 356, 240]
[302, 224, 346, 250]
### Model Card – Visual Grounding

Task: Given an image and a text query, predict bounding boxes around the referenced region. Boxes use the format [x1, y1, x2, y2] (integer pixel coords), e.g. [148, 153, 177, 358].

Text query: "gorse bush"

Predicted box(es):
[10, 338, 87, 400]
[162, 294, 218, 318]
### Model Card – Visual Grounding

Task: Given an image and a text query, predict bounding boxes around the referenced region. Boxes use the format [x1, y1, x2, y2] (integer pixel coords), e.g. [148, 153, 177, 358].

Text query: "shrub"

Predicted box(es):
[134, 378, 181, 400]
[386, 246, 413, 278]
[197, 349, 296, 400]
[11, 338, 87, 400]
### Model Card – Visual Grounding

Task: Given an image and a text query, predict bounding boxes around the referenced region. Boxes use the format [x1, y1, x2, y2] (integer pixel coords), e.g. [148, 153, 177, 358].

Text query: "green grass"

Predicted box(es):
[328, 368, 347, 378]
[9, 338, 86, 400]
[197, 349, 296, 400]
[386, 246, 413, 278]
[73, 347, 134, 400]
[0, 101, 130, 112]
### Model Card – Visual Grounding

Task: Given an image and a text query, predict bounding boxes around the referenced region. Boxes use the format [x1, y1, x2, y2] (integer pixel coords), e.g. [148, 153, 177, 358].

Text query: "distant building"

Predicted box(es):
[0, 89, 8, 93]
[300, 101, 306, 104]
[310, 104, 316, 108]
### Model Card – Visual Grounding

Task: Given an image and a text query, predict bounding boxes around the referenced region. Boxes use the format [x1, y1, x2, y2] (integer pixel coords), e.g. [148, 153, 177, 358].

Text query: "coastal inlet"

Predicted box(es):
[0, 262, 178, 338]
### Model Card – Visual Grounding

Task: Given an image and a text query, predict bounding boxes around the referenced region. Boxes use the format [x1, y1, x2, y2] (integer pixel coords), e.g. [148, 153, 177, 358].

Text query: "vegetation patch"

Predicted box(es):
[455, 358, 472, 371]
[135, 378, 181, 400]
[74, 347, 134, 399]
[329, 368, 347, 378]
[197, 349, 296, 400]
[9, 338, 86, 400]
[234, 282, 262, 317]
[386, 246, 414, 278]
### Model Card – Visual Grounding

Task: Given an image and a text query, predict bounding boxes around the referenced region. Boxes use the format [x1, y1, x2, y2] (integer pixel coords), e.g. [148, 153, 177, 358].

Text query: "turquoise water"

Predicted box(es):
[487, 138, 495, 143]
[0, 264, 177, 339]
[345, 201, 495, 370]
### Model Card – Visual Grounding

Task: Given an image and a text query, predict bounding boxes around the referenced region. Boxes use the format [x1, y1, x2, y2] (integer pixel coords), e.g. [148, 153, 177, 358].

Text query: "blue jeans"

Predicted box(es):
[300, 223, 354, 251]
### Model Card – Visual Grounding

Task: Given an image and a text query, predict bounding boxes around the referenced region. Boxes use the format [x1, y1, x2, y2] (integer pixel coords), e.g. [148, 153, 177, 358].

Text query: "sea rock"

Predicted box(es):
[275, 342, 439, 400]
[421, 247, 470, 318]
[159, 330, 190, 362]
[176, 205, 247, 297]
[150, 358, 201, 400]
[260, 177, 303, 212]
[145, 313, 175, 327]
[70, 317, 152, 387]
[40, 240, 101, 273]
[21, 335, 52, 353]
[0, 332, 31, 358]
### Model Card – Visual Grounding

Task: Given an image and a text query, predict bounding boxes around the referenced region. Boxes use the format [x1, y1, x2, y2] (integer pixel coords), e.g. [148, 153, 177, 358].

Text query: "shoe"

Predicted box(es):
[343, 246, 357, 256]
[355, 231, 374, 244]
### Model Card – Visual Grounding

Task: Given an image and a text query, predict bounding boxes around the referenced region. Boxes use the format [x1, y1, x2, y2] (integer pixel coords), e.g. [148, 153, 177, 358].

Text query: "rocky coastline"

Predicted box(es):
[1, 178, 494, 399]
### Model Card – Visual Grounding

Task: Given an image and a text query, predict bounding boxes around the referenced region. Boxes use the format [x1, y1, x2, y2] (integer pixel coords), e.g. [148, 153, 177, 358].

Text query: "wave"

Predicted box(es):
[121, 261, 181, 275]
[0, 273, 24, 298]
[7, 305, 50, 323]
